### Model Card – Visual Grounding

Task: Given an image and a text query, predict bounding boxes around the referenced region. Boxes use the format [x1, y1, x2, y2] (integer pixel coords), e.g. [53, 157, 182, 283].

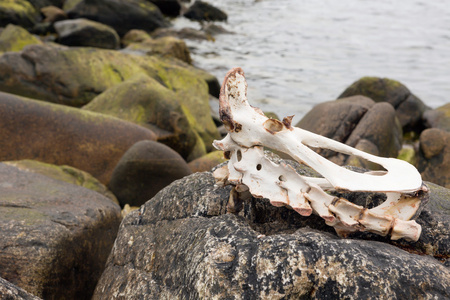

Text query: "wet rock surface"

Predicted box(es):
[93, 171, 450, 299]
[0, 162, 122, 299]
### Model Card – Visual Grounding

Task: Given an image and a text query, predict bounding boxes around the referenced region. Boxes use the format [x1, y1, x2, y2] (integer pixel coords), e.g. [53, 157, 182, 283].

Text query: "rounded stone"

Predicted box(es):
[0, 91, 157, 185]
[108, 140, 192, 207]
[337, 76, 429, 133]
[183, 1, 227, 22]
[295, 97, 402, 167]
[0, 24, 42, 54]
[420, 128, 446, 159]
[296, 95, 374, 144]
[417, 128, 450, 188]
[338, 76, 411, 108]
[54, 18, 120, 49]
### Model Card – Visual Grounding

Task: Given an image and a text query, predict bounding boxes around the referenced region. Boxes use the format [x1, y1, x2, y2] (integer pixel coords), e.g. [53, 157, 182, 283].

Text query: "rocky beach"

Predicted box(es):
[0, 0, 449, 299]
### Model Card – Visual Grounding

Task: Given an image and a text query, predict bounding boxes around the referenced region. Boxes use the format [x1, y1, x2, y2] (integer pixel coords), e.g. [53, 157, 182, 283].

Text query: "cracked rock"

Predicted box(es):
[0, 163, 122, 299]
[93, 171, 450, 299]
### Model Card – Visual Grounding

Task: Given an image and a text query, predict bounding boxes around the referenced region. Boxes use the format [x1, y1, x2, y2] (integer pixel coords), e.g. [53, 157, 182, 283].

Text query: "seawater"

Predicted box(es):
[175, 0, 450, 121]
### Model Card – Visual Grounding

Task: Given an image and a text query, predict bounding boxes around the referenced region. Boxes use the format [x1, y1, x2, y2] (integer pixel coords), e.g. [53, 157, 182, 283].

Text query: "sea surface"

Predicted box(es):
[174, 0, 450, 122]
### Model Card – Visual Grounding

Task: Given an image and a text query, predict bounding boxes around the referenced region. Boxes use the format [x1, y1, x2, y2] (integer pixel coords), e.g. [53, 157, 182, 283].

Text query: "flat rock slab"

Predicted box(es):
[0, 163, 122, 299]
[94, 171, 450, 299]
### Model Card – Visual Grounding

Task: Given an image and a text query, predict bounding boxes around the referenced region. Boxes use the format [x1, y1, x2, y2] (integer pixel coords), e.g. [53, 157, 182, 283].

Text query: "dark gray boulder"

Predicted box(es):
[296, 95, 374, 145]
[296, 96, 403, 169]
[148, 0, 181, 16]
[183, 1, 227, 22]
[338, 77, 429, 133]
[54, 18, 120, 49]
[93, 170, 450, 299]
[0, 162, 122, 299]
[66, 0, 169, 36]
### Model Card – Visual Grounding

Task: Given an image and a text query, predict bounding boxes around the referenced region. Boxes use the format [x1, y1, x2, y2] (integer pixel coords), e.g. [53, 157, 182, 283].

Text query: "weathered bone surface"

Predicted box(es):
[213, 67, 428, 242]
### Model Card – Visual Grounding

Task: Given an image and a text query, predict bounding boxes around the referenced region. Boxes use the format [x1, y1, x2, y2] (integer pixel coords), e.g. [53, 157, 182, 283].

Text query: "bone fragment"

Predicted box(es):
[213, 67, 428, 241]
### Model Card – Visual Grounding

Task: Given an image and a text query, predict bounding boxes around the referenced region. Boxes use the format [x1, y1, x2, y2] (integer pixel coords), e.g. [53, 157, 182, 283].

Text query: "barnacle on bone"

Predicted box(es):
[213, 67, 428, 242]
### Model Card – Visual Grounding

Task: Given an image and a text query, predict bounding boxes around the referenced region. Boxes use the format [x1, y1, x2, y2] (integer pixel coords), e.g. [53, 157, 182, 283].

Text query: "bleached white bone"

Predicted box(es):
[213, 67, 428, 242]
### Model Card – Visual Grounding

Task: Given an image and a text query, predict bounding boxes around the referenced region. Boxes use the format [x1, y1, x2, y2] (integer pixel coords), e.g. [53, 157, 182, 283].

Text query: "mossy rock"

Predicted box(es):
[338, 77, 429, 133]
[0, 91, 157, 185]
[0, 162, 121, 299]
[0, 44, 219, 150]
[397, 145, 416, 166]
[338, 76, 410, 107]
[0, 0, 41, 29]
[63, 0, 83, 11]
[3, 159, 118, 204]
[83, 74, 207, 160]
[187, 150, 227, 173]
[125, 36, 192, 64]
[0, 24, 43, 54]
[122, 29, 152, 46]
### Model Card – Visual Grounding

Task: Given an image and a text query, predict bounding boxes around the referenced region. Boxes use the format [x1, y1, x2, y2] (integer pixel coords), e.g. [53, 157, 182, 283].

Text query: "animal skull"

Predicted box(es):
[213, 67, 428, 242]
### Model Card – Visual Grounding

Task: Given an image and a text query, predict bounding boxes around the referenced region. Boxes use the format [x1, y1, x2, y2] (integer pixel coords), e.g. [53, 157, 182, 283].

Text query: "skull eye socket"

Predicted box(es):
[263, 118, 284, 133]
